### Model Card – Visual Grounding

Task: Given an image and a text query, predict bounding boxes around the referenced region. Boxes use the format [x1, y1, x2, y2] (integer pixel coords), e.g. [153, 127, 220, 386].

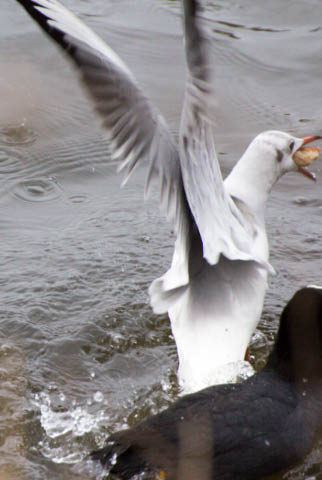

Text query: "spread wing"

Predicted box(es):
[15, 0, 190, 242]
[15, 0, 269, 276]
[179, 0, 266, 267]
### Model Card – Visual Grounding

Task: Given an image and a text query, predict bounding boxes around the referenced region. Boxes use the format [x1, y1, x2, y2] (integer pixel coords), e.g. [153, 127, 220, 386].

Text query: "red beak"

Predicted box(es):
[301, 135, 322, 145]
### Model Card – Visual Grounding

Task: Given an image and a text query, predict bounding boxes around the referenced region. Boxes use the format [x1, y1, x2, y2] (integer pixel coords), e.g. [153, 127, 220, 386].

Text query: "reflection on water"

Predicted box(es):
[0, 0, 322, 478]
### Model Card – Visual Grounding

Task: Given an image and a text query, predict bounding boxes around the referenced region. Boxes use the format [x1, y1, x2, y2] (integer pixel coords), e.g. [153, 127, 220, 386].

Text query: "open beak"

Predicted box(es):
[293, 135, 321, 181]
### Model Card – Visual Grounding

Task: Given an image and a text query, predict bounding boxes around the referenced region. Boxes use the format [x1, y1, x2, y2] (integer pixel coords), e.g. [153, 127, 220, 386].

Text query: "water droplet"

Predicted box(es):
[161, 379, 171, 393]
[0, 344, 13, 356]
[93, 391, 104, 403]
[59, 393, 66, 403]
[141, 235, 150, 243]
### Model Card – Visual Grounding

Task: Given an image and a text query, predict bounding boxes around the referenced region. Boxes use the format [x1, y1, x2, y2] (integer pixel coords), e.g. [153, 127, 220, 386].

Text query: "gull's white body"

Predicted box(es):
[15, 0, 315, 393]
[168, 258, 268, 391]
[150, 130, 306, 392]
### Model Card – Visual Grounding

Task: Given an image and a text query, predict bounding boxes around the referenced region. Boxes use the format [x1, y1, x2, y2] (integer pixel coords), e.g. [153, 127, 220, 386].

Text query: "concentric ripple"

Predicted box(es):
[0, 148, 24, 174]
[6, 177, 63, 202]
[0, 123, 38, 146]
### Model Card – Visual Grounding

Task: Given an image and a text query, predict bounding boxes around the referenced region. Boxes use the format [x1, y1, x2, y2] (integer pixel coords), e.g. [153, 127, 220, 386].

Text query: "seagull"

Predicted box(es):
[91, 285, 322, 480]
[15, 0, 321, 392]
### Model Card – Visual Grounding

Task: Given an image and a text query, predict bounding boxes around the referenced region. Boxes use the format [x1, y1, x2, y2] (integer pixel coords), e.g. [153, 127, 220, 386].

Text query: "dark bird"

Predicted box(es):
[90, 286, 322, 480]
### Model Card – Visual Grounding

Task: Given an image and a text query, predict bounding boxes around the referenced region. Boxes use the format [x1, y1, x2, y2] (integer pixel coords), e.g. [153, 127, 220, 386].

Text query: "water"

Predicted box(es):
[1, 0, 322, 478]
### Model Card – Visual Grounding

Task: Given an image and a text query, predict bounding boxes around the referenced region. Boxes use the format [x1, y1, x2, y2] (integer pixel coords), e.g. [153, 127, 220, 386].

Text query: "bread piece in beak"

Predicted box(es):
[293, 146, 320, 166]
[293, 136, 321, 180]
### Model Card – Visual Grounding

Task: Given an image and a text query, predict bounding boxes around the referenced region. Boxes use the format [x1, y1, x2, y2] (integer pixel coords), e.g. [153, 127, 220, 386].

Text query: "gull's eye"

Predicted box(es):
[289, 141, 295, 152]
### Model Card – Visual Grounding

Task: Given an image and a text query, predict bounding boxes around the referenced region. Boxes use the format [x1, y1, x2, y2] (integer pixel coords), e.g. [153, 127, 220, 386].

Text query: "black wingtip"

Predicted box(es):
[16, 0, 51, 29]
[15, 0, 71, 53]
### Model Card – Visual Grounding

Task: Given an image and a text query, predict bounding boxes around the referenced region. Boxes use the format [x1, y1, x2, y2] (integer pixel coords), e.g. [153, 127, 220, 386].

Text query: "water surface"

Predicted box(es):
[1, 1, 322, 478]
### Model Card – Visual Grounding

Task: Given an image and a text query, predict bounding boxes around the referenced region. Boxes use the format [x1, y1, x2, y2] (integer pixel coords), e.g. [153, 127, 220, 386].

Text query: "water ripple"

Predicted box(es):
[292, 197, 322, 208]
[0, 148, 24, 174]
[0, 123, 38, 146]
[66, 193, 91, 204]
[216, 19, 289, 34]
[6, 177, 63, 202]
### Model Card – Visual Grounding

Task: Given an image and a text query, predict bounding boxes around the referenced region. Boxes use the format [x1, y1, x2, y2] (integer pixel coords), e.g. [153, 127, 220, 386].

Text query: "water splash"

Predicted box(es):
[32, 390, 110, 464]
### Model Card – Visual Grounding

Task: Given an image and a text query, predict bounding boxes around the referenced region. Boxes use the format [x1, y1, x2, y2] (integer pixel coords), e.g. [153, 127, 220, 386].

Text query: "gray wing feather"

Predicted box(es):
[16, 0, 189, 238]
[180, 0, 263, 266]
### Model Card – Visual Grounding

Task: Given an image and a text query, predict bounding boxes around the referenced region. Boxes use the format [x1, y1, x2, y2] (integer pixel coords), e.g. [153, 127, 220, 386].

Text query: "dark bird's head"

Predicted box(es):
[266, 286, 322, 385]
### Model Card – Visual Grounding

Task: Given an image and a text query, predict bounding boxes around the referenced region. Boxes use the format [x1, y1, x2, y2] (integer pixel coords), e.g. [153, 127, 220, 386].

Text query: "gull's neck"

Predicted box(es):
[224, 143, 278, 218]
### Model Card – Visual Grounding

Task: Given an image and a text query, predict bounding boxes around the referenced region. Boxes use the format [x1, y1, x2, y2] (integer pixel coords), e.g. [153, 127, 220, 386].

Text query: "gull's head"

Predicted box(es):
[250, 130, 321, 182]
[226, 130, 321, 211]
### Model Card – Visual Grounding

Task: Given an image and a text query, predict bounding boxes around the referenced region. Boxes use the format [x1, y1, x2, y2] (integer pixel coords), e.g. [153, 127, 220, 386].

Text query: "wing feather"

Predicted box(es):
[180, 0, 268, 267]
[15, 0, 190, 241]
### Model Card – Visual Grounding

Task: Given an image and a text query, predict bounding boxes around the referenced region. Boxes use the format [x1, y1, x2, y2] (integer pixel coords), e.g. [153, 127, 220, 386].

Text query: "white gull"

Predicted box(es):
[15, 0, 321, 392]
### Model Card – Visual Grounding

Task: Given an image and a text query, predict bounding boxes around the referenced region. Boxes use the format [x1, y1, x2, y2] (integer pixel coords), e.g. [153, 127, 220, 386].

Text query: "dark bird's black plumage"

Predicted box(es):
[90, 287, 322, 480]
